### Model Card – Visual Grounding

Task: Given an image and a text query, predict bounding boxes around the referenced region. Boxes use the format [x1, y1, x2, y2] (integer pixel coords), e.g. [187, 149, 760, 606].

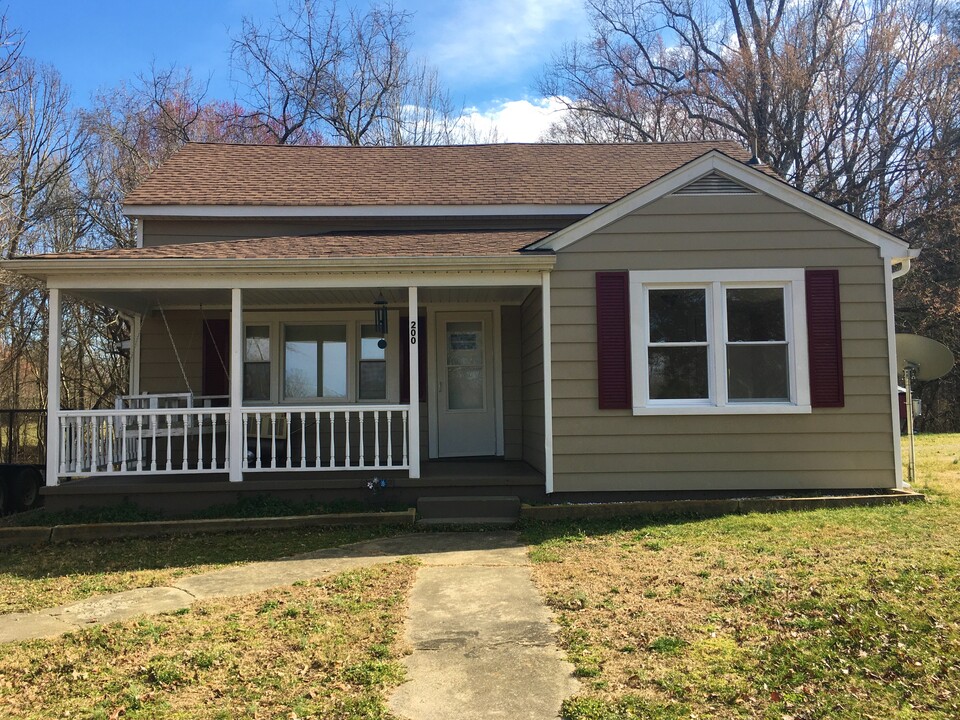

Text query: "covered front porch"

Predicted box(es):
[41, 460, 548, 514]
[41, 256, 555, 496]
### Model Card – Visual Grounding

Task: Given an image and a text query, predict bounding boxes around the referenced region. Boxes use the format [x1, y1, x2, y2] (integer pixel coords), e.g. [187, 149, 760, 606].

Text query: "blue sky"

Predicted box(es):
[11, 0, 589, 140]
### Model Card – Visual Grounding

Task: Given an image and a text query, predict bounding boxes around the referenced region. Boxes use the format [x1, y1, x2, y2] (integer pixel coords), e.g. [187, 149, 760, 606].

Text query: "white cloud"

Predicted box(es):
[457, 96, 570, 142]
[425, 0, 586, 82]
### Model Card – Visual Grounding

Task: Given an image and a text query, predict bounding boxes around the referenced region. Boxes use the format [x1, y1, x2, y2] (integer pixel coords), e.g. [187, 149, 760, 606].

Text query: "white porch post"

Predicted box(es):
[45, 288, 61, 487]
[408, 286, 421, 479]
[541, 271, 554, 493]
[228, 288, 243, 482]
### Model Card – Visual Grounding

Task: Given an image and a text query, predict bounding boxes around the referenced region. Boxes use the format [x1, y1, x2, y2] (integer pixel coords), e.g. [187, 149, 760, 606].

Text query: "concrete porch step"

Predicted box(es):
[416, 495, 521, 526]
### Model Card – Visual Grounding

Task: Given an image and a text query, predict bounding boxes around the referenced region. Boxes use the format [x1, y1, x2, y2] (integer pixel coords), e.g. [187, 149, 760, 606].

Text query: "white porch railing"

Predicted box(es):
[59, 408, 230, 477]
[56, 404, 409, 478]
[242, 405, 409, 472]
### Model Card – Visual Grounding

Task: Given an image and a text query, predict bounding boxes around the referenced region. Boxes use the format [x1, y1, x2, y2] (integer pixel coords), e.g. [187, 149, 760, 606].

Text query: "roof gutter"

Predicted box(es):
[890, 247, 922, 279]
[1, 253, 556, 281]
[123, 203, 602, 218]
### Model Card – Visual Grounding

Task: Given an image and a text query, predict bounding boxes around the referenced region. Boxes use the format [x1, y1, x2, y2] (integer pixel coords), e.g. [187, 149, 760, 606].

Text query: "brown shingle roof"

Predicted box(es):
[124, 141, 753, 207]
[25, 230, 554, 260]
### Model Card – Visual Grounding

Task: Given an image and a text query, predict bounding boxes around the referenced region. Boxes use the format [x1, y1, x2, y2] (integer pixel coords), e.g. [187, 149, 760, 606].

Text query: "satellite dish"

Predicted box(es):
[896, 334, 954, 487]
[895, 334, 954, 381]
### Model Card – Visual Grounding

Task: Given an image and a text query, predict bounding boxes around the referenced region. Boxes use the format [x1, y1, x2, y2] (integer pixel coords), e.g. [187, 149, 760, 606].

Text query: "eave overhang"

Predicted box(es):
[1, 253, 556, 290]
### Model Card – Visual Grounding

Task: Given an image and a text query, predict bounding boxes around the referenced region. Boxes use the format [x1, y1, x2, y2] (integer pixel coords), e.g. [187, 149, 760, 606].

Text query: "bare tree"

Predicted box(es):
[542, 0, 960, 428]
[231, 0, 459, 145]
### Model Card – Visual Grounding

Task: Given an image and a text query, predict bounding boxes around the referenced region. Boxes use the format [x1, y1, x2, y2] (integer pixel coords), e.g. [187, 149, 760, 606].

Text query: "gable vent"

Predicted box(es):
[672, 172, 756, 196]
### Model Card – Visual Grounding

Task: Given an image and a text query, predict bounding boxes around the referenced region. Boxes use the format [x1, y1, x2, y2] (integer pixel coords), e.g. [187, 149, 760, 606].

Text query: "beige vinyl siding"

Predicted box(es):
[141, 216, 575, 246]
[501, 306, 523, 461]
[550, 193, 896, 493]
[138, 310, 204, 394]
[521, 288, 545, 472]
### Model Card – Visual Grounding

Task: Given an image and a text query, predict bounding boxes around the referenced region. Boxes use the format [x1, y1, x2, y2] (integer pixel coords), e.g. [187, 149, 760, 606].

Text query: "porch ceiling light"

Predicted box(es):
[374, 292, 388, 346]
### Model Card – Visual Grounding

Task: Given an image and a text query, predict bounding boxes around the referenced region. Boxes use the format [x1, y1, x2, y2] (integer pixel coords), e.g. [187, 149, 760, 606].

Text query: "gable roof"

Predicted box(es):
[123, 141, 753, 210]
[530, 151, 912, 259]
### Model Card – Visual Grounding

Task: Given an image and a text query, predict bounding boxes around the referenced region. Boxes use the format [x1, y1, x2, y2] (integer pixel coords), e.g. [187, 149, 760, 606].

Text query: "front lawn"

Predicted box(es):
[0, 525, 403, 614]
[525, 433, 960, 719]
[0, 560, 417, 719]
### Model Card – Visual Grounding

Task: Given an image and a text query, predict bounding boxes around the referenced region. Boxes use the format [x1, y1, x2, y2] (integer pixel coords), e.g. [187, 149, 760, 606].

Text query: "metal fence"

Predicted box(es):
[0, 409, 46, 466]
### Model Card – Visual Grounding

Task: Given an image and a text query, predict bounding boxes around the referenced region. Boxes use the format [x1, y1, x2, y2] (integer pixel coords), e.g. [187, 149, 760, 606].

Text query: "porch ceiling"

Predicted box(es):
[67, 285, 536, 314]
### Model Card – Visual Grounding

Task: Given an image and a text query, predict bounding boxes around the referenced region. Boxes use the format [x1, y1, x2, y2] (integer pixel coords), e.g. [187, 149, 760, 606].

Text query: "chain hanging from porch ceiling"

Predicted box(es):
[200, 304, 229, 381]
[156, 299, 194, 396]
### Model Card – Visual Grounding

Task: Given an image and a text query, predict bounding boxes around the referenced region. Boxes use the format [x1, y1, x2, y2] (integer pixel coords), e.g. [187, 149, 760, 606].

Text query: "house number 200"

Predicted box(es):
[409, 320, 417, 345]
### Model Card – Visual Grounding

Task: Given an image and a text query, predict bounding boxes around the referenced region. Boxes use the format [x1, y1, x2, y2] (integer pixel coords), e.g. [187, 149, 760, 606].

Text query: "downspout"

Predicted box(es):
[891, 247, 922, 279]
[885, 247, 922, 488]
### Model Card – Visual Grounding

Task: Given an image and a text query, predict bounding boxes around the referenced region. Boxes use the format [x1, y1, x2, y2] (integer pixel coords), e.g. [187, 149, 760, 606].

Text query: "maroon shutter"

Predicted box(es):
[400, 314, 427, 403]
[596, 271, 632, 409]
[805, 269, 845, 408]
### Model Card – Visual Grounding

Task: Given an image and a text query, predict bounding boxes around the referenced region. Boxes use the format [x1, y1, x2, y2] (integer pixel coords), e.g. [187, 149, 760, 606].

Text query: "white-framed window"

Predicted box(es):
[241, 311, 397, 405]
[630, 269, 811, 415]
[243, 325, 271, 402]
[358, 324, 387, 400]
[283, 323, 349, 401]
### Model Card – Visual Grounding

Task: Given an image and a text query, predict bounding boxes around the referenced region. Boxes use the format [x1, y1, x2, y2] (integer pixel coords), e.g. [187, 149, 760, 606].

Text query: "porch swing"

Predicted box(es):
[117, 302, 231, 414]
[146, 301, 292, 464]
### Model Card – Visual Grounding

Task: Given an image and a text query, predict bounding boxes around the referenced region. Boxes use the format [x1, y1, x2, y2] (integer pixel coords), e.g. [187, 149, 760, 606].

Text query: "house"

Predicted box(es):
[4, 142, 919, 512]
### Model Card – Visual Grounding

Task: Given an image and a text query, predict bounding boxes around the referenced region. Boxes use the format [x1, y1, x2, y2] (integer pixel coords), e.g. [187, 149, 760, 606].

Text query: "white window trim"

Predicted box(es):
[241, 310, 399, 405]
[630, 269, 812, 415]
[281, 320, 354, 403]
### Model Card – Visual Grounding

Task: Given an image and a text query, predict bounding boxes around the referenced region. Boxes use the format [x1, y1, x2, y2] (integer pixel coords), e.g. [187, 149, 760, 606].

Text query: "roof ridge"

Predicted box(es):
[180, 140, 745, 151]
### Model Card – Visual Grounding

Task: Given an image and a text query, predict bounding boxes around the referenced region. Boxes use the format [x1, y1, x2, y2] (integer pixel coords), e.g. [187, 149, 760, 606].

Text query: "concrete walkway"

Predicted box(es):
[0, 533, 440, 643]
[388, 533, 579, 720]
[0, 532, 578, 720]
[2, 532, 577, 717]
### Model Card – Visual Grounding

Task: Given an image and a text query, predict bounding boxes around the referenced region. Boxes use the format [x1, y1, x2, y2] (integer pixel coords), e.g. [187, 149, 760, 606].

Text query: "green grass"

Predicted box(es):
[0, 561, 417, 719]
[0, 524, 405, 614]
[525, 433, 960, 720]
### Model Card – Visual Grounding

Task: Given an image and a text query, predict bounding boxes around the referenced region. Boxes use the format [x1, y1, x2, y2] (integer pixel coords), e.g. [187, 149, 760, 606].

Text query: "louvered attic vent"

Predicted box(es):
[672, 172, 756, 195]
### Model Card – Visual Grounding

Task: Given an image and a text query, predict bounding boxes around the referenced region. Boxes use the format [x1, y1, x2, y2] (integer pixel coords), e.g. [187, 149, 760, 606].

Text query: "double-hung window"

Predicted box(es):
[243, 325, 271, 402]
[631, 269, 810, 414]
[241, 314, 395, 404]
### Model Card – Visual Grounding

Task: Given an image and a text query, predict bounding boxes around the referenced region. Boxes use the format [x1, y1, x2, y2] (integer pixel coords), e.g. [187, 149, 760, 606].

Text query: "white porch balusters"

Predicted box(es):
[46, 288, 61, 486]
[408, 286, 421, 479]
[228, 288, 244, 482]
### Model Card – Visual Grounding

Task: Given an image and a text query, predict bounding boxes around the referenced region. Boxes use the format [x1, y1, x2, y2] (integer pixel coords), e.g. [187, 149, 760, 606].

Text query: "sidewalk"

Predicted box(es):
[0, 532, 485, 643]
[388, 533, 579, 719]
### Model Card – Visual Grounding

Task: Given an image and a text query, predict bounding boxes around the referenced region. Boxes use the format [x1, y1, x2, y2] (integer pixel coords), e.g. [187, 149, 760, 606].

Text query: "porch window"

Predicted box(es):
[283, 325, 348, 400]
[243, 325, 271, 401]
[359, 324, 387, 400]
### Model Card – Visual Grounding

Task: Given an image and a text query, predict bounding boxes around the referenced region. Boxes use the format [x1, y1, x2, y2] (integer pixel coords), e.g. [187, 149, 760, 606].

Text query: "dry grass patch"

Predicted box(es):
[526, 434, 960, 719]
[0, 525, 402, 614]
[0, 559, 418, 719]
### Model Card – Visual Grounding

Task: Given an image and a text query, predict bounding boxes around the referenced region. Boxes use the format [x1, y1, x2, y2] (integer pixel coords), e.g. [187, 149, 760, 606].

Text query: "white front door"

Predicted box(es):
[436, 311, 497, 457]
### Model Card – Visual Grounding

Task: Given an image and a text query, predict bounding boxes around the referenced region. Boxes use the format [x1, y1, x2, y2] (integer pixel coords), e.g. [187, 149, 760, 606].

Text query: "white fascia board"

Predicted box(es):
[4, 255, 555, 290]
[2, 254, 555, 280]
[530, 151, 910, 257]
[124, 203, 602, 218]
